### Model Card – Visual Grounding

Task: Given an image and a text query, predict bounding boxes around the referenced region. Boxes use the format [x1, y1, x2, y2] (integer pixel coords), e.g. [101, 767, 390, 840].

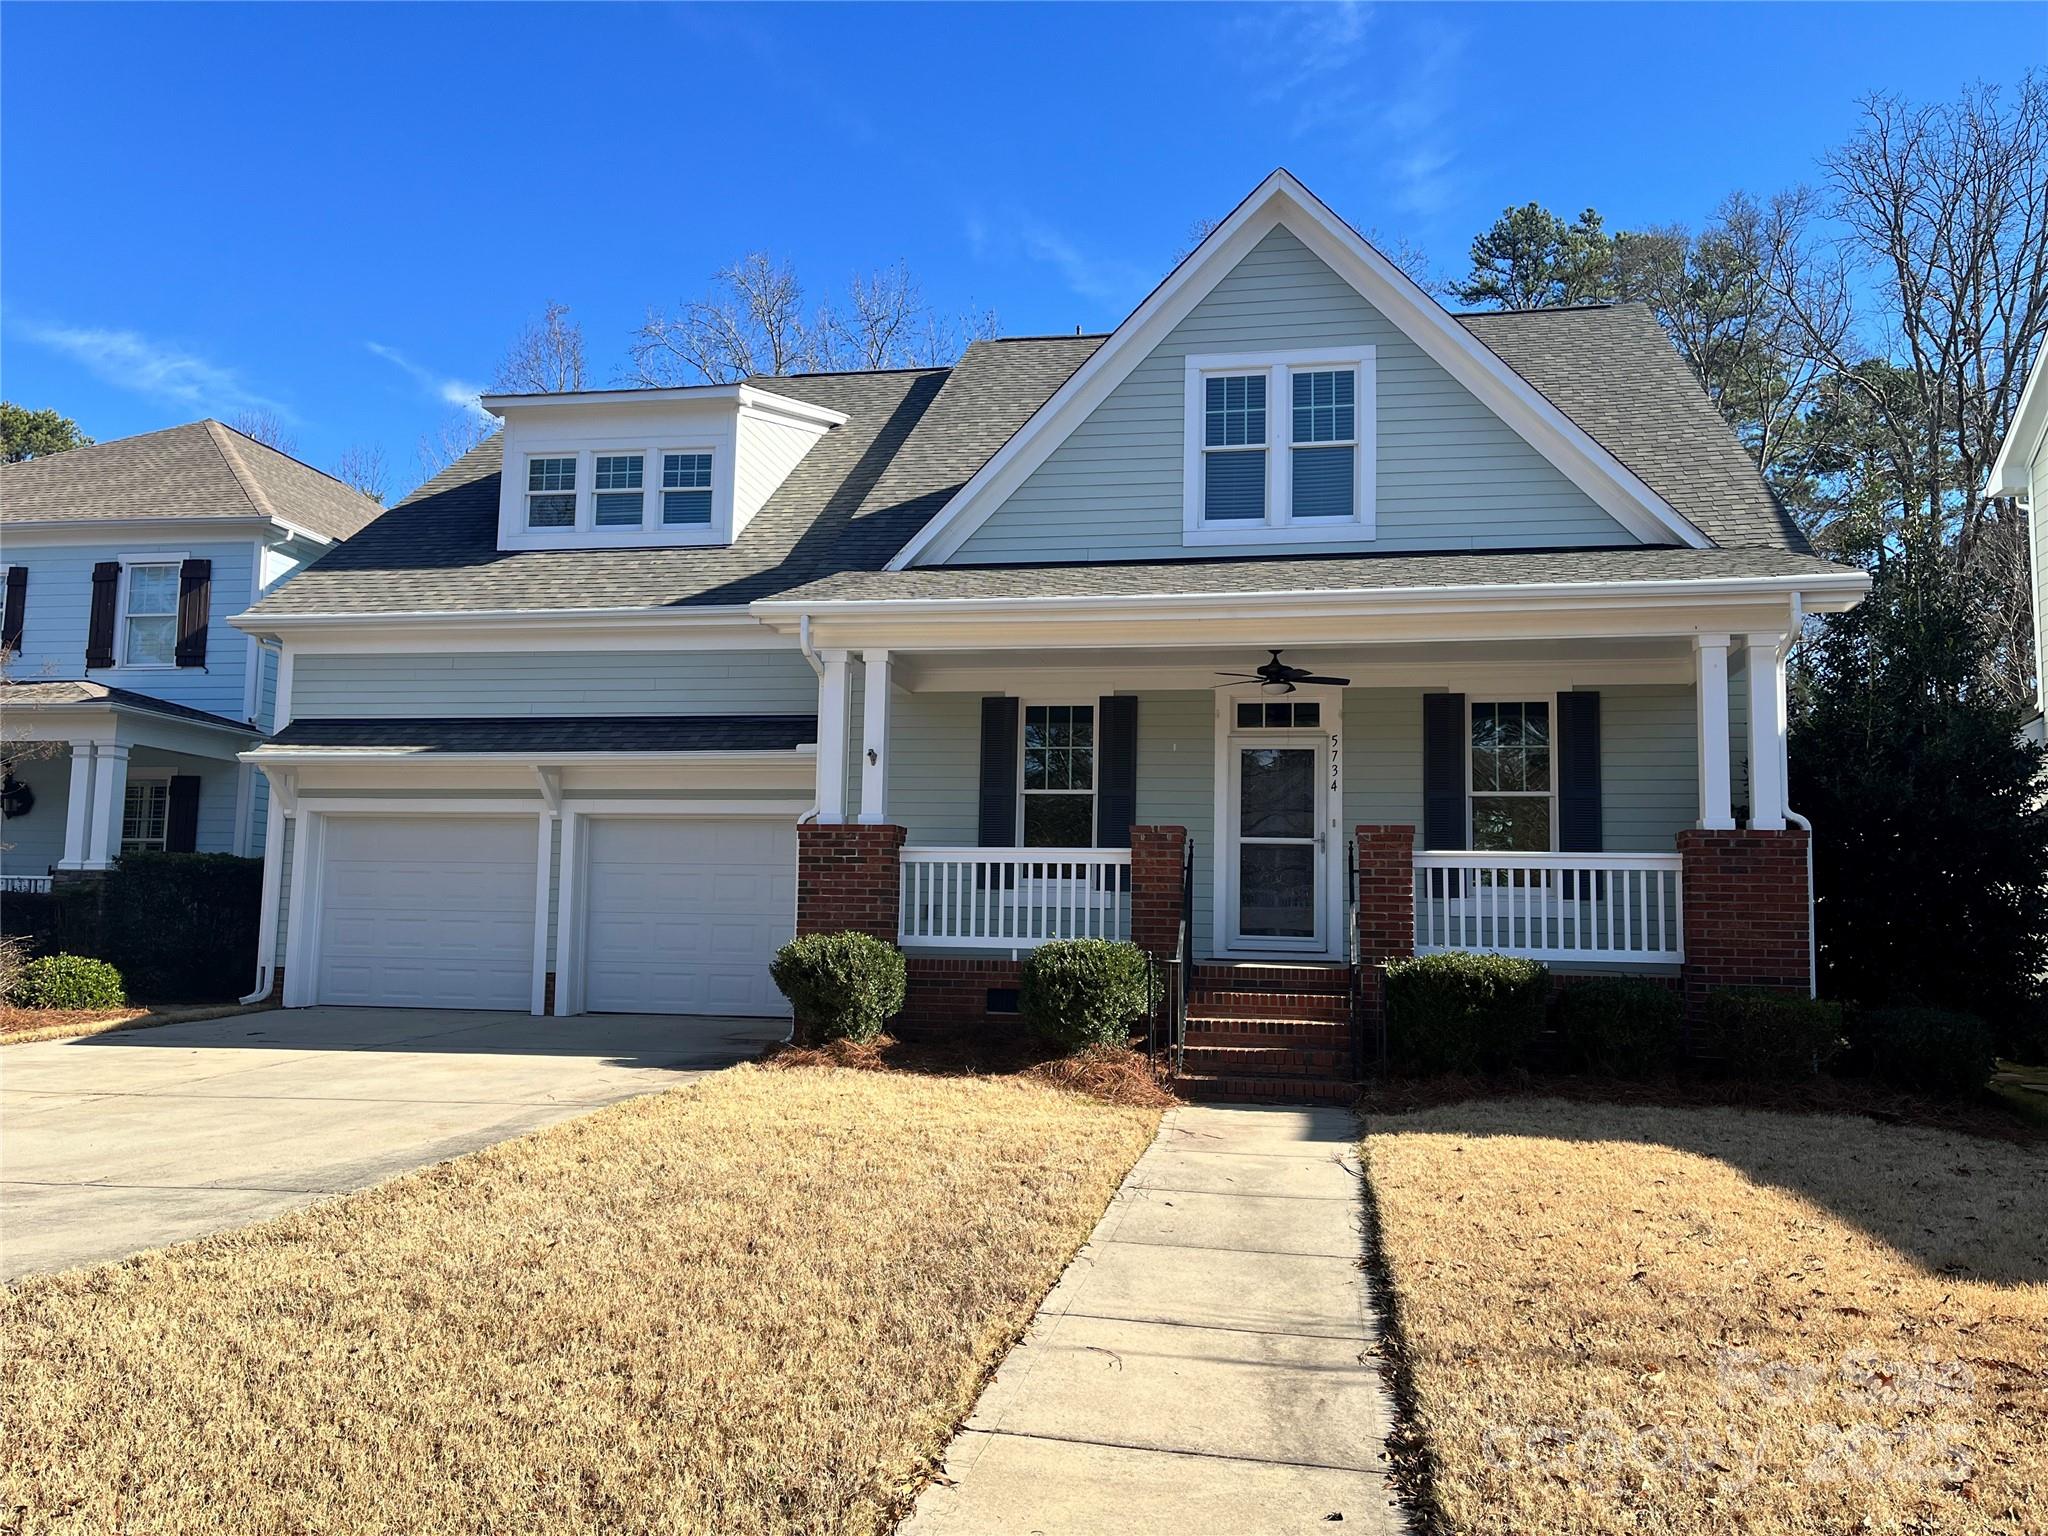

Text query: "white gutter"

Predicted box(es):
[229, 602, 761, 637]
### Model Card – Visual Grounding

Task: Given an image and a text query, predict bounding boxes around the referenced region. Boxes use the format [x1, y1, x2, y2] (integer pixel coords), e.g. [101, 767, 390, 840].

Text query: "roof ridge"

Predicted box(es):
[203, 420, 277, 522]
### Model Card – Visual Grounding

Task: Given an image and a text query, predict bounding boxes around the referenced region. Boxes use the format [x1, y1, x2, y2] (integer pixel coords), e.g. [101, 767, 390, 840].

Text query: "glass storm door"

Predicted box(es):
[1232, 743, 1324, 950]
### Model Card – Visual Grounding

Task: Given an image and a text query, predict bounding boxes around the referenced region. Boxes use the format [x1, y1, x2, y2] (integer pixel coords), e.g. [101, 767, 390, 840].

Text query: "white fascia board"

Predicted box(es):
[0, 515, 275, 546]
[483, 383, 846, 430]
[890, 169, 1710, 568]
[1985, 345, 2048, 497]
[228, 602, 769, 639]
[239, 746, 818, 767]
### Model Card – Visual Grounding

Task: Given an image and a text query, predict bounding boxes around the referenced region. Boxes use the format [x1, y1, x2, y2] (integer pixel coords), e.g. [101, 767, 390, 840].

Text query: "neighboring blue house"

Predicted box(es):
[1, 421, 381, 887]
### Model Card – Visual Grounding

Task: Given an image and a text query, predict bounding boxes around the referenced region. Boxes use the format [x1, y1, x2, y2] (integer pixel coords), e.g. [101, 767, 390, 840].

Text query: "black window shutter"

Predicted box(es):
[165, 776, 202, 853]
[1, 565, 25, 653]
[1095, 695, 1139, 850]
[175, 558, 211, 667]
[86, 561, 121, 669]
[1421, 692, 1467, 850]
[1556, 691, 1603, 852]
[977, 696, 1020, 847]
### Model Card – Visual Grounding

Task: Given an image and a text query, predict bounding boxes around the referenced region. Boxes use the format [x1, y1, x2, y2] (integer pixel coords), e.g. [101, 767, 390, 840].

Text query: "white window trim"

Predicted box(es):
[115, 554, 187, 672]
[1182, 348, 1376, 546]
[515, 445, 728, 546]
[658, 447, 718, 531]
[120, 769, 174, 853]
[1017, 700, 1098, 851]
[590, 452, 648, 529]
[1466, 693, 1559, 853]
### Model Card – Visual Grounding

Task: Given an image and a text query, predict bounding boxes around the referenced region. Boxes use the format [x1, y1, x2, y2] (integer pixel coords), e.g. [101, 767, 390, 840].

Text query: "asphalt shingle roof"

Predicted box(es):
[264, 715, 817, 754]
[0, 680, 260, 733]
[246, 306, 1830, 622]
[0, 420, 383, 542]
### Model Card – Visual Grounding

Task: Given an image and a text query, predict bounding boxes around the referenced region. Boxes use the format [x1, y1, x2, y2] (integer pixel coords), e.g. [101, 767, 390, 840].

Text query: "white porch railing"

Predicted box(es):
[1413, 852, 1684, 964]
[1, 875, 54, 895]
[900, 847, 1132, 950]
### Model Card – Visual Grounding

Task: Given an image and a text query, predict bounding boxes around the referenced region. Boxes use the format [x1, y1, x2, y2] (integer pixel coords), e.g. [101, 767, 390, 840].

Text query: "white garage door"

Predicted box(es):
[582, 816, 795, 1017]
[317, 816, 537, 1010]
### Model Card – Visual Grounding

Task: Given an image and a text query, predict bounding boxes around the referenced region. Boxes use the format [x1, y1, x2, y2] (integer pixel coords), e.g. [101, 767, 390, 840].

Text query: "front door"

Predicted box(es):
[1228, 737, 1327, 952]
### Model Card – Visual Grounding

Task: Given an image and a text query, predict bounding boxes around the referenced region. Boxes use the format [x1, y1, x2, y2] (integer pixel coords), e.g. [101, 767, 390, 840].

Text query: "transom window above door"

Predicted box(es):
[1471, 699, 1553, 851]
[1235, 700, 1321, 729]
[1021, 703, 1095, 847]
[1184, 350, 1375, 544]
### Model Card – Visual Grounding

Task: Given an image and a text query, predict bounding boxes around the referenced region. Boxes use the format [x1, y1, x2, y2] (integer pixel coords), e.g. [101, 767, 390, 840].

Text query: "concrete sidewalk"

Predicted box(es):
[901, 1104, 1409, 1536]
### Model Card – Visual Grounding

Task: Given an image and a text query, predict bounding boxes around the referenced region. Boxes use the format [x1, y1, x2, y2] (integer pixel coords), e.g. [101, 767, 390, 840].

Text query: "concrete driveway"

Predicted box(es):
[0, 1006, 785, 1280]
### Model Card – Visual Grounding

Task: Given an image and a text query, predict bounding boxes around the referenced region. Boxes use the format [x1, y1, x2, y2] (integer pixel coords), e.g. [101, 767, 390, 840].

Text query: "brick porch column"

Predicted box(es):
[1354, 825, 1417, 1038]
[1128, 825, 1188, 958]
[796, 822, 906, 944]
[1676, 828, 1811, 1008]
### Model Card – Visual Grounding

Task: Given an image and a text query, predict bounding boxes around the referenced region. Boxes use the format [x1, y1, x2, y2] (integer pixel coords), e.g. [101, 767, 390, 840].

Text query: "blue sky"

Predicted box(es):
[1, 2, 2030, 494]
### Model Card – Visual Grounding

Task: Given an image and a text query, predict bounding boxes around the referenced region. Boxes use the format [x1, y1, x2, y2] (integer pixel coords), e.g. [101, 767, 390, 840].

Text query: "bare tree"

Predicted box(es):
[493, 301, 587, 394]
[631, 253, 825, 384]
[330, 442, 390, 504]
[829, 262, 927, 371]
[415, 410, 497, 484]
[228, 409, 296, 454]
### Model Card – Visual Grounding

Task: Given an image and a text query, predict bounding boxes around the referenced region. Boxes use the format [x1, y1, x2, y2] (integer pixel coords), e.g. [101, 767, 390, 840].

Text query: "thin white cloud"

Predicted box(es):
[1019, 220, 1153, 307]
[16, 321, 290, 418]
[366, 341, 489, 419]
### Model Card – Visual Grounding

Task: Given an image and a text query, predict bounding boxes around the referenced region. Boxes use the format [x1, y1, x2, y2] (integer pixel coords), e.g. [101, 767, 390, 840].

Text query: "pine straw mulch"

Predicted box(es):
[759, 1032, 1180, 1108]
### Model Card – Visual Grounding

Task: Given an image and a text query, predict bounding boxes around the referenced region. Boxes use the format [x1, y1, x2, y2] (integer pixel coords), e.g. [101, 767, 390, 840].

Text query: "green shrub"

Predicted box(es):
[1555, 976, 1681, 1079]
[104, 853, 264, 1002]
[10, 954, 126, 1011]
[1019, 939, 1152, 1050]
[768, 932, 905, 1044]
[1853, 1006, 1996, 1098]
[1384, 952, 1549, 1075]
[1703, 989, 1846, 1079]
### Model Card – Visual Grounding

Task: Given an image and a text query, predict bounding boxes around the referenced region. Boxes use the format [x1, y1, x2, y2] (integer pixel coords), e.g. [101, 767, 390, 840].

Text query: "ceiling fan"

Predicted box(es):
[1214, 649, 1352, 693]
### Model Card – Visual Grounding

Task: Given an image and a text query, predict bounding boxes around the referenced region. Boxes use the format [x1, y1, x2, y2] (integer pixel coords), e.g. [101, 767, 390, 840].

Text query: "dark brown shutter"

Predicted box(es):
[977, 697, 1020, 848]
[1556, 691, 1603, 853]
[1, 565, 25, 653]
[1094, 695, 1138, 850]
[1421, 692, 1467, 851]
[86, 561, 120, 669]
[166, 776, 202, 853]
[175, 558, 211, 667]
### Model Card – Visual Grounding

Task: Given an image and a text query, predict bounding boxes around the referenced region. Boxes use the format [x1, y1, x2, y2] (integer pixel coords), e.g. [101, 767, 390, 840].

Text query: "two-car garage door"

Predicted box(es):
[312, 814, 794, 1016]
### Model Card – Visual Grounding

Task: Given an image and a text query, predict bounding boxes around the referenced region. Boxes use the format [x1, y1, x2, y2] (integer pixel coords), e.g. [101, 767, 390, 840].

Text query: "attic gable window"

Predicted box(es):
[1184, 349, 1375, 545]
[526, 456, 577, 529]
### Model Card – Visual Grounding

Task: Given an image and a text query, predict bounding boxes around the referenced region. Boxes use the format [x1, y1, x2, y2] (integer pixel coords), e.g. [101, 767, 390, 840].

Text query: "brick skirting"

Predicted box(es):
[1677, 827, 1811, 1004]
[898, 954, 1023, 1035]
[1353, 824, 1418, 1033]
[795, 823, 906, 943]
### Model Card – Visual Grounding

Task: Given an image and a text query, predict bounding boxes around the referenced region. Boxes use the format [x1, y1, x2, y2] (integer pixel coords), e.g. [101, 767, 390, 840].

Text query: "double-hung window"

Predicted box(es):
[1186, 351, 1373, 540]
[121, 779, 169, 852]
[662, 452, 713, 525]
[526, 456, 577, 528]
[1020, 704, 1095, 848]
[593, 454, 644, 527]
[1201, 374, 1268, 523]
[121, 563, 179, 666]
[1290, 368, 1356, 519]
[1470, 700, 1553, 851]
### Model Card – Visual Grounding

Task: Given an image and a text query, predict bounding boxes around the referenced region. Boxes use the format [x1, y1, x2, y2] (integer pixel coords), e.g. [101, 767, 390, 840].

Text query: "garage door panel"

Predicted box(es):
[582, 816, 794, 1017]
[317, 815, 537, 1011]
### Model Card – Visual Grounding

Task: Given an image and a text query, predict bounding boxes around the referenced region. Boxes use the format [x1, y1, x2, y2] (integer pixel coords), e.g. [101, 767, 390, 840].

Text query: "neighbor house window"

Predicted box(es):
[662, 452, 713, 525]
[1470, 700, 1552, 851]
[1290, 368, 1356, 519]
[121, 780, 168, 852]
[1201, 374, 1267, 523]
[121, 563, 179, 666]
[1021, 704, 1095, 847]
[526, 456, 577, 528]
[592, 454, 644, 527]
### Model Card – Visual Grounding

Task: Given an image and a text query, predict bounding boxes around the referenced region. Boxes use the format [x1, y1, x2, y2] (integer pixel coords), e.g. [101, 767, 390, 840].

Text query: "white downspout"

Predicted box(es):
[240, 771, 289, 1004]
[1778, 596, 1818, 998]
[795, 612, 823, 826]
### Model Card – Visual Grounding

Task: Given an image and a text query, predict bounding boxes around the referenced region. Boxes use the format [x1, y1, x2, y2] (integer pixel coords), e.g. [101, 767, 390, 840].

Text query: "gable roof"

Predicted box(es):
[889, 170, 1712, 567]
[0, 420, 383, 542]
[246, 338, 1100, 619]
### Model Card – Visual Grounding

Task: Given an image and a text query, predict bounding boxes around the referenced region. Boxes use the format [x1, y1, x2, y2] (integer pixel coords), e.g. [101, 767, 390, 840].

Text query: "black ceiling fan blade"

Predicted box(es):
[1291, 674, 1352, 687]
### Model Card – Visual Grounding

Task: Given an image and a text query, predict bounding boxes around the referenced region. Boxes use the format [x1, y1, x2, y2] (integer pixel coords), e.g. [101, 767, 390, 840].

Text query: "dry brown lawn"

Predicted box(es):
[0, 1002, 265, 1046]
[1363, 1100, 2047, 1536]
[2, 1064, 1159, 1536]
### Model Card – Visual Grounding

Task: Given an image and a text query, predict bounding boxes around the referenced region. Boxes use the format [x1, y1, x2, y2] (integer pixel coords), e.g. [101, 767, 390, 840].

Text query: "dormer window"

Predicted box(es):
[526, 456, 577, 528]
[593, 454, 645, 526]
[662, 452, 713, 525]
[1183, 349, 1375, 545]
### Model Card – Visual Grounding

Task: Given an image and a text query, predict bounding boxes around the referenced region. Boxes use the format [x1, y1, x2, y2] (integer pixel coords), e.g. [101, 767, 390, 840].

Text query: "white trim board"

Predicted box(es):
[889, 169, 1712, 568]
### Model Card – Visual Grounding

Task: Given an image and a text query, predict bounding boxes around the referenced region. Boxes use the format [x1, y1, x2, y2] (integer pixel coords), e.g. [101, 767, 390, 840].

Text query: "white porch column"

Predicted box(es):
[84, 743, 130, 869]
[1694, 634, 1735, 830]
[57, 743, 97, 870]
[1744, 634, 1788, 831]
[858, 649, 892, 824]
[814, 648, 851, 824]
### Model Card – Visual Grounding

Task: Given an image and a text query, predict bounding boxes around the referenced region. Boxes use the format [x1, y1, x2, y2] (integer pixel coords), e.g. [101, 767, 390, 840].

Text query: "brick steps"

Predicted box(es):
[1182, 1043, 1348, 1075]
[1185, 1018, 1350, 1048]
[1176, 960, 1358, 1101]
[1176, 1071, 1358, 1105]
[1187, 989, 1351, 1023]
